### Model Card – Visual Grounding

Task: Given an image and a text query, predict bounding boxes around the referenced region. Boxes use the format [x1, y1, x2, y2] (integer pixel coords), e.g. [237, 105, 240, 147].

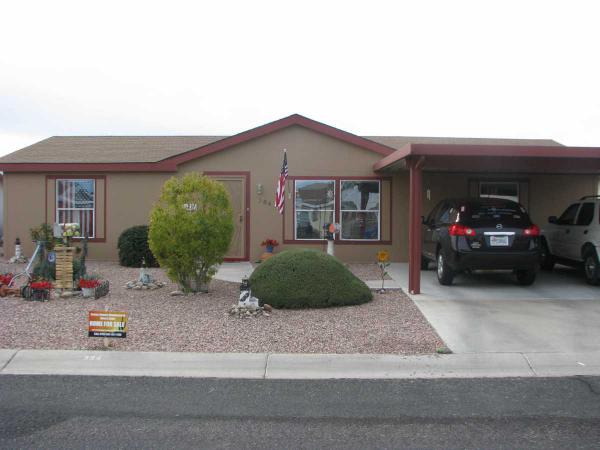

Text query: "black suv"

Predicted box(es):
[422, 198, 540, 286]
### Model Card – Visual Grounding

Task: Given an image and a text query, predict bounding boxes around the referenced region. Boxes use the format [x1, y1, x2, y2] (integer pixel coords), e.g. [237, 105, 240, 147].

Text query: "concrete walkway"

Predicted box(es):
[214, 262, 403, 289]
[2, 349, 600, 379]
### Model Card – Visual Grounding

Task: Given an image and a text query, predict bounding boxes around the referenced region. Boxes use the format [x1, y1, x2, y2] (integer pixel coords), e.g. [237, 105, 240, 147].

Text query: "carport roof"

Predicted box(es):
[373, 143, 600, 174]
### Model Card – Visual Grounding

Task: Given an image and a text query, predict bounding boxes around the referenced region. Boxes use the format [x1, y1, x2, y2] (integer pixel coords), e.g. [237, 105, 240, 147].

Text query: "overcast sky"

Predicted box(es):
[1, 0, 599, 156]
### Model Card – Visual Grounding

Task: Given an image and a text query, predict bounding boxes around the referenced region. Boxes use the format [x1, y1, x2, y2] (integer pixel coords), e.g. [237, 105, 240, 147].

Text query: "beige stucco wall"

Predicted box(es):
[3, 126, 399, 263]
[3, 127, 598, 264]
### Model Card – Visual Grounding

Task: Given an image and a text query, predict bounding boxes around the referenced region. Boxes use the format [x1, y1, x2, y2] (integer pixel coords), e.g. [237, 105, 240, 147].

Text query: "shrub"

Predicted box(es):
[249, 250, 373, 308]
[148, 173, 234, 293]
[118, 225, 159, 267]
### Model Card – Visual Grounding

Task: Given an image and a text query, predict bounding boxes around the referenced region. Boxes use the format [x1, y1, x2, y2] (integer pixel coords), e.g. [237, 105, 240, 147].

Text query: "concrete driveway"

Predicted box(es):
[388, 264, 600, 354]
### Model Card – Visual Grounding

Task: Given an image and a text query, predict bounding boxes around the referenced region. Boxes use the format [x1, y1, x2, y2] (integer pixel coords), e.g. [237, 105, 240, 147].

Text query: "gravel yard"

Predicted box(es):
[0, 261, 444, 354]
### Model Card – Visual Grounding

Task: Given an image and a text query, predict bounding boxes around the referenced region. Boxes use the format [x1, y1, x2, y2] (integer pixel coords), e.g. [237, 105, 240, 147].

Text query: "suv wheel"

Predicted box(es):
[436, 252, 454, 286]
[539, 239, 555, 271]
[583, 251, 600, 285]
[515, 269, 536, 286]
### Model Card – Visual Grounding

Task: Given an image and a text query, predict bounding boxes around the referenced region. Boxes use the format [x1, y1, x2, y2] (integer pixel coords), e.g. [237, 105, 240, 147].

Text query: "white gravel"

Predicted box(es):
[0, 261, 444, 354]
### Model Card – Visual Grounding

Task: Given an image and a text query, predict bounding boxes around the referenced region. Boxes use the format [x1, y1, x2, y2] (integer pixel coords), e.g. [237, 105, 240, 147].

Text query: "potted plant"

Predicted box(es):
[29, 280, 52, 301]
[79, 276, 101, 298]
[60, 223, 80, 247]
[261, 239, 279, 254]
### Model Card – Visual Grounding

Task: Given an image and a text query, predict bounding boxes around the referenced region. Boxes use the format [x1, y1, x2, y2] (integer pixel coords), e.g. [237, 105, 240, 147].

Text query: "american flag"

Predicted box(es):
[275, 149, 288, 214]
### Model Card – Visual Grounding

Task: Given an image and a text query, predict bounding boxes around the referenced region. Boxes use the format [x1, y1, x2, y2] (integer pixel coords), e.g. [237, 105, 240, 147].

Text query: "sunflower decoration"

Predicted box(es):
[376, 250, 390, 293]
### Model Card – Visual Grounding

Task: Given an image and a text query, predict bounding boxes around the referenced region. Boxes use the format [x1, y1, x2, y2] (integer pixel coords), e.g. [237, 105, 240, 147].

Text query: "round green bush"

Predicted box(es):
[118, 225, 159, 267]
[249, 250, 373, 308]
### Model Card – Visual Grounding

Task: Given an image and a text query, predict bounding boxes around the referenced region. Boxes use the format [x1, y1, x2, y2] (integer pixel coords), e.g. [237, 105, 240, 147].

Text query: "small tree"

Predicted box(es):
[148, 173, 234, 293]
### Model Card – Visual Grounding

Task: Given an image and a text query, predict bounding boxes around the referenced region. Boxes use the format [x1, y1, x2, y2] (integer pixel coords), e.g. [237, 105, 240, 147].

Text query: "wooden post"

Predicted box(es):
[54, 247, 74, 290]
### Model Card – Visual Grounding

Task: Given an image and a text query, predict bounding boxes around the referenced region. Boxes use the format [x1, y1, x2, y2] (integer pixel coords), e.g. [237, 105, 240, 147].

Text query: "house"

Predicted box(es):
[1, 114, 599, 293]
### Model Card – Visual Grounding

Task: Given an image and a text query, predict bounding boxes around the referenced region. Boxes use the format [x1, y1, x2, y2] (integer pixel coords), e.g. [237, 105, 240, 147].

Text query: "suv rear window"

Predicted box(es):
[461, 200, 531, 226]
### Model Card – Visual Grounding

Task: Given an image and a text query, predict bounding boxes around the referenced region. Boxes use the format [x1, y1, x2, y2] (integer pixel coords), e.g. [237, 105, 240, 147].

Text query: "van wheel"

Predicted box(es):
[515, 269, 536, 286]
[421, 256, 430, 270]
[539, 239, 555, 271]
[436, 252, 454, 286]
[583, 251, 600, 285]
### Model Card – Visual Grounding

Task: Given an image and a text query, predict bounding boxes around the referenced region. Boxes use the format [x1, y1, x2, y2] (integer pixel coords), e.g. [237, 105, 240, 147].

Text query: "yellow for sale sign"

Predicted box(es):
[88, 311, 128, 338]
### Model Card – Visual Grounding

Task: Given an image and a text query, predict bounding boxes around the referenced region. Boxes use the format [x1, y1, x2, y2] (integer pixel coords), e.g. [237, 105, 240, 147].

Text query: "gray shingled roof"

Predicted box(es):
[0, 134, 563, 164]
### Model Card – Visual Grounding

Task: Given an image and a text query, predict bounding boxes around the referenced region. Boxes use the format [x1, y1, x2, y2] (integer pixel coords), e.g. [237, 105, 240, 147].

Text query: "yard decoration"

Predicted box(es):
[148, 173, 234, 293]
[125, 259, 166, 290]
[8, 237, 28, 264]
[29, 280, 52, 301]
[54, 246, 75, 290]
[249, 249, 372, 308]
[376, 250, 391, 293]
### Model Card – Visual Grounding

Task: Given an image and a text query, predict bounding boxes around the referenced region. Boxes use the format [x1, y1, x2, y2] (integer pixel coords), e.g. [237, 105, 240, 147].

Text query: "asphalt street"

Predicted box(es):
[1, 375, 600, 449]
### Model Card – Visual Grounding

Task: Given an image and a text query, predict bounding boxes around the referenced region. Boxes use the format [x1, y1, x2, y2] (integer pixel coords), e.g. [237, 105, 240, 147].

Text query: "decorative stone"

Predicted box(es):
[60, 291, 74, 298]
[126, 279, 166, 291]
[263, 304, 273, 312]
[170, 290, 184, 296]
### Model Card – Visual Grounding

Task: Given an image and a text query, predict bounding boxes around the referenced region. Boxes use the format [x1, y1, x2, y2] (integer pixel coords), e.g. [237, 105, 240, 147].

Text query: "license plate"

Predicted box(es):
[490, 235, 509, 246]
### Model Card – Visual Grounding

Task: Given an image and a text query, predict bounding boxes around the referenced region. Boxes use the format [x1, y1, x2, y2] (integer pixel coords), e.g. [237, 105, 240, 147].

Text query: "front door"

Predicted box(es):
[206, 173, 248, 260]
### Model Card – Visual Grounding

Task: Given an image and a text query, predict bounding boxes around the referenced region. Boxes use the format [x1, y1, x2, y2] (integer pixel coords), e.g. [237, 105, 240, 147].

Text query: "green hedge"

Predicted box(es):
[249, 250, 372, 308]
[117, 225, 159, 267]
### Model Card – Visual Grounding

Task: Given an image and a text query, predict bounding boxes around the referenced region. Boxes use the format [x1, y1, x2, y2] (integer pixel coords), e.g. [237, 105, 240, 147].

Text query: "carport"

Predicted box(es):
[373, 144, 600, 294]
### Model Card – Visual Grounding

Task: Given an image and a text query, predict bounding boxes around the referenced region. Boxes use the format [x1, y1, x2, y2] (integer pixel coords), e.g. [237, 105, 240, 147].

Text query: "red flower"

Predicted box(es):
[79, 279, 101, 289]
[30, 281, 53, 290]
[0, 273, 14, 285]
[261, 239, 279, 247]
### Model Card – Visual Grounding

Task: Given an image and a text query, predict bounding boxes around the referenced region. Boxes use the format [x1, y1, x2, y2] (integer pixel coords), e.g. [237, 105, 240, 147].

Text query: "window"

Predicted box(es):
[557, 203, 580, 225]
[295, 180, 335, 240]
[479, 181, 519, 203]
[56, 179, 95, 238]
[341, 180, 380, 240]
[576, 203, 594, 226]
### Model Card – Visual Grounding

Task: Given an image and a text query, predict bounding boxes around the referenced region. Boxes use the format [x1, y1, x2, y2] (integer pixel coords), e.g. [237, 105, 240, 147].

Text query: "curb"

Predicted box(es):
[1, 349, 600, 379]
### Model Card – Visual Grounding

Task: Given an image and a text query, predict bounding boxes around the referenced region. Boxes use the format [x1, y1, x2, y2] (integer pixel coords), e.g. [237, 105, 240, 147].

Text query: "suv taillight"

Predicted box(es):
[523, 224, 540, 237]
[449, 224, 475, 236]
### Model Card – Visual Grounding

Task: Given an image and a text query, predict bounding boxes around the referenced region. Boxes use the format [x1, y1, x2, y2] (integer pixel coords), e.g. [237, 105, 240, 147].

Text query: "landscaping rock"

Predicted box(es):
[126, 279, 166, 290]
[263, 304, 273, 312]
[170, 290, 184, 296]
[227, 304, 269, 319]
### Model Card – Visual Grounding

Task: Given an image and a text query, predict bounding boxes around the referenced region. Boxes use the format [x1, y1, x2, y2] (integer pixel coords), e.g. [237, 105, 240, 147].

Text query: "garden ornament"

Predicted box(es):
[138, 258, 152, 284]
[239, 277, 259, 308]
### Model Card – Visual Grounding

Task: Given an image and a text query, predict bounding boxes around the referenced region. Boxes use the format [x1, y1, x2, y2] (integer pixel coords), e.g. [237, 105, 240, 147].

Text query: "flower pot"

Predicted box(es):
[82, 287, 95, 298]
[266, 245, 274, 253]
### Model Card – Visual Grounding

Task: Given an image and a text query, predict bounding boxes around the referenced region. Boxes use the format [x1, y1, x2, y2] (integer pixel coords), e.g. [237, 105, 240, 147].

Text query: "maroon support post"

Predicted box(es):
[408, 156, 424, 294]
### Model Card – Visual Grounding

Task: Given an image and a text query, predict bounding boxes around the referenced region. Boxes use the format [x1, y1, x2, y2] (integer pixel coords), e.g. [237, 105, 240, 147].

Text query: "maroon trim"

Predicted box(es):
[282, 175, 392, 245]
[0, 115, 396, 173]
[374, 143, 600, 173]
[204, 171, 250, 261]
[45, 175, 107, 243]
[407, 157, 425, 295]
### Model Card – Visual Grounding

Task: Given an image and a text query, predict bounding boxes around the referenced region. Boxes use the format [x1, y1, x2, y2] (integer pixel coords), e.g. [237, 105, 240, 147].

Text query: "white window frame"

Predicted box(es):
[340, 179, 381, 241]
[479, 181, 519, 203]
[55, 178, 96, 239]
[294, 179, 336, 241]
